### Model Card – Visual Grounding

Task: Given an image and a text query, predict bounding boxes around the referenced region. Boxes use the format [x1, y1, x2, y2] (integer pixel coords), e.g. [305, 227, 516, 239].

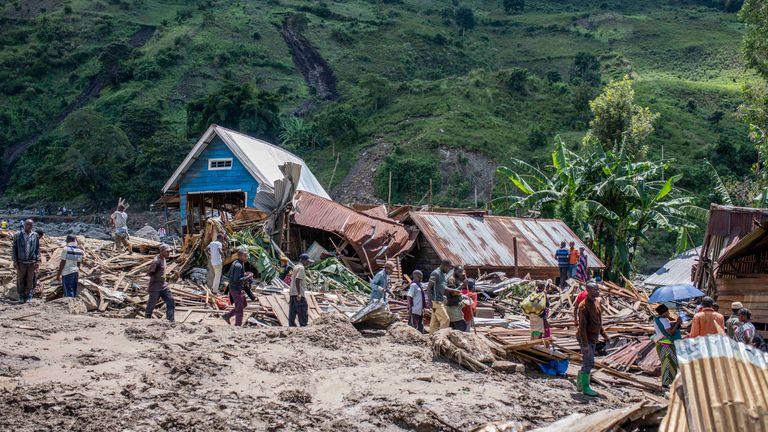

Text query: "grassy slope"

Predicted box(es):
[0, 1, 755, 268]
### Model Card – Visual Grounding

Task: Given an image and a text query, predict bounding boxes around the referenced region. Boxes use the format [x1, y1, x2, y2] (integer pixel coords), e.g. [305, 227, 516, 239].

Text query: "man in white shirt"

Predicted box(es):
[110, 205, 130, 252]
[289, 254, 311, 327]
[406, 270, 427, 333]
[56, 235, 83, 298]
[206, 234, 225, 292]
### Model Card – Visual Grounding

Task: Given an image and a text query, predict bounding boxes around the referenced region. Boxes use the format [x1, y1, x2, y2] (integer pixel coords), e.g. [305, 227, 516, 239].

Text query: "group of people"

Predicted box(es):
[653, 296, 762, 388]
[555, 241, 589, 288]
[368, 259, 479, 334]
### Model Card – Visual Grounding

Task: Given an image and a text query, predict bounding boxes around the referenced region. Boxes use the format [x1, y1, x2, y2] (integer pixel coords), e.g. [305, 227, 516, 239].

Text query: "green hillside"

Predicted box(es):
[0, 0, 754, 213]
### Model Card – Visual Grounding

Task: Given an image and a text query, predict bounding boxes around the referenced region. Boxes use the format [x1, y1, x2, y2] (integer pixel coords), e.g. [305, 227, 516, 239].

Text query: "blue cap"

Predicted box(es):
[299, 253, 310, 261]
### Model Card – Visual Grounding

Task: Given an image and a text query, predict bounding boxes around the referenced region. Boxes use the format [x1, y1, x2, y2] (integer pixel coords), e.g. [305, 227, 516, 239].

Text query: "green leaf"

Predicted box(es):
[652, 174, 681, 204]
[497, 166, 535, 195]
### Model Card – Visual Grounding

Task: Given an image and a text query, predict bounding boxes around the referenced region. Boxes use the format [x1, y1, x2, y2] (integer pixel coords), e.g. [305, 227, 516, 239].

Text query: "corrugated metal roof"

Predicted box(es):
[643, 247, 700, 287]
[162, 125, 330, 199]
[409, 212, 604, 269]
[292, 191, 415, 271]
[661, 335, 768, 432]
[701, 204, 768, 262]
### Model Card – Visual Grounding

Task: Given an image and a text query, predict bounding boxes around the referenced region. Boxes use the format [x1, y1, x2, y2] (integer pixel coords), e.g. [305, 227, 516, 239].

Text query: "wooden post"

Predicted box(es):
[474, 185, 478, 208]
[513, 237, 519, 277]
[388, 171, 392, 205]
[329, 153, 340, 190]
[429, 178, 433, 207]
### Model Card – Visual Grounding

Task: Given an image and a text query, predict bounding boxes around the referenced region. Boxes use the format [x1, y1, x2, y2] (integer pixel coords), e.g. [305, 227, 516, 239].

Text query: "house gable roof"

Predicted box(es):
[409, 212, 605, 269]
[162, 125, 330, 199]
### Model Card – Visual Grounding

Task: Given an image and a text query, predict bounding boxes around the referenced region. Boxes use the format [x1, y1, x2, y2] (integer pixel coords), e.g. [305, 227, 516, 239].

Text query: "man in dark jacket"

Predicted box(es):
[223, 247, 255, 326]
[145, 244, 175, 322]
[576, 281, 609, 396]
[11, 219, 40, 303]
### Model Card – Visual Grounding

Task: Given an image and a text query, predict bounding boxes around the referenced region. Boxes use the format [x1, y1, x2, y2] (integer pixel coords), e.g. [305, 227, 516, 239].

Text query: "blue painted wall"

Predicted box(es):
[178, 136, 258, 227]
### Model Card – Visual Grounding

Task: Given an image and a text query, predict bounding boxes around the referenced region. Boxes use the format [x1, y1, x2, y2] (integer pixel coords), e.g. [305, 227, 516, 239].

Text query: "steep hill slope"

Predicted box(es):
[0, 0, 753, 210]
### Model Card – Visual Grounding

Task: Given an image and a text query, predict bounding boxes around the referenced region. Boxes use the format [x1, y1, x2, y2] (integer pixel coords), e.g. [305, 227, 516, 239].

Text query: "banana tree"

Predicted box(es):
[494, 136, 704, 279]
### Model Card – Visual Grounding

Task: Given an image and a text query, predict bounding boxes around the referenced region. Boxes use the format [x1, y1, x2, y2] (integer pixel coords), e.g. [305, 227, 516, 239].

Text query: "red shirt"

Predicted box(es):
[461, 289, 478, 322]
[575, 290, 587, 307]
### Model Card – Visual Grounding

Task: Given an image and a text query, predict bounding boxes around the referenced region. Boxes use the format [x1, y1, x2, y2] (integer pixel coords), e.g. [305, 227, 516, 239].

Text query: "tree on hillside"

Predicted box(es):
[503, 0, 525, 14]
[493, 137, 701, 279]
[455, 7, 476, 33]
[10, 109, 135, 204]
[186, 82, 281, 141]
[569, 52, 601, 86]
[733, 0, 768, 202]
[583, 76, 659, 160]
[279, 116, 318, 150]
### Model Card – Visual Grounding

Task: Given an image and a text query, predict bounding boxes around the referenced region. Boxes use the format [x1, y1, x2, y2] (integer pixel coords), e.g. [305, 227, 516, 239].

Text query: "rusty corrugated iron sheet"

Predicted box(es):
[660, 335, 768, 432]
[409, 212, 604, 270]
[644, 247, 700, 288]
[291, 191, 415, 271]
[701, 204, 768, 262]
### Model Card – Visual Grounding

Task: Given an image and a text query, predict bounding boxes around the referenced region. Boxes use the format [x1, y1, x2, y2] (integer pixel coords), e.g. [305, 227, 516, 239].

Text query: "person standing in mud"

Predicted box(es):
[56, 235, 83, 298]
[222, 247, 256, 326]
[576, 282, 609, 396]
[11, 219, 40, 303]
[428, 259, 452, 334]
[406, 270, 427, 333]
[288, 253, 312, 327]
[145, 244, 175, 322]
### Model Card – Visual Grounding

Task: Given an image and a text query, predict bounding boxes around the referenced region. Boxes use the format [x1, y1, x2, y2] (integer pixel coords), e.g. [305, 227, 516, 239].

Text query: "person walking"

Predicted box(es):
[56, 235, 83, 298]
[689, 296, 725, 338]
[575, 247, 589, 282]
[555, 241, 570, 289]
[206, 234, 225, 292]
[222, 247, 256, 326]
[735, 308, 756, 346]
[111, 204, 130, 252]
[576, 282, 609, 396]
[428, 259, 452, 334]
[462, 279, 478, 331]
[144, 244, 175, 322]
[406, 270, 427, 333]
[11, 219, 40, 303]
[725, 301, 743, 339]
[652, 304, 682, 388]
[288, 254, 311, 327]
[370, 261, 394, 302]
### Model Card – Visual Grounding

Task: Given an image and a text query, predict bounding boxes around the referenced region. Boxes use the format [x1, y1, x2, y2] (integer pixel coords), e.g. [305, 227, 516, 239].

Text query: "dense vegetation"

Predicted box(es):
[0, 0, 761, 271]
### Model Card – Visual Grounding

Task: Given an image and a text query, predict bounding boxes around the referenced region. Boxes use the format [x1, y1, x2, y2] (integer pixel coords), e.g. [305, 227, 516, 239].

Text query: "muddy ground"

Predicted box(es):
[0, 300, 649, 431]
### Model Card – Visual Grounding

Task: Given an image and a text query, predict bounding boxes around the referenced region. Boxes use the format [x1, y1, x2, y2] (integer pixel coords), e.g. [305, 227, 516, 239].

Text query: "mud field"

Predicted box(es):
[0, 300, 648, 431]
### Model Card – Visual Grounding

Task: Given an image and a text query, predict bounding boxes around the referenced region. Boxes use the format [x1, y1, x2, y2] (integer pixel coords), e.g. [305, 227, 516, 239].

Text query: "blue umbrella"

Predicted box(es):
[648, 284, 705, 303]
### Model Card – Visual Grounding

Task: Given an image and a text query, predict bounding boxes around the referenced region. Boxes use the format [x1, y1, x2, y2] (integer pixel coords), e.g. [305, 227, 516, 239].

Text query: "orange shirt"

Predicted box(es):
[569, 248, 580, 265]
[690, 308, 725, 338]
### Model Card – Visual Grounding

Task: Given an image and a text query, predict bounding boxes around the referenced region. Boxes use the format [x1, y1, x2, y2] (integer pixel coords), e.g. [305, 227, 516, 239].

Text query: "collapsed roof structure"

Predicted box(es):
[695, 204, 768, 332]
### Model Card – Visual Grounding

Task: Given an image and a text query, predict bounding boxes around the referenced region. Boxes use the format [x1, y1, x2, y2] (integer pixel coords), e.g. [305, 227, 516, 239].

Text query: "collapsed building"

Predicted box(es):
[157, 124, 329, 234]
[695, 204, 768, 334]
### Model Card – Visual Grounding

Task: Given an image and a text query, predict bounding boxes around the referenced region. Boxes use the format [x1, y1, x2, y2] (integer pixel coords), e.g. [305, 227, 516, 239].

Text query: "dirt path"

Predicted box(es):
[0, 25, 155, 190]
[279, 15, 338, 115]
[0, 300, 647, 431]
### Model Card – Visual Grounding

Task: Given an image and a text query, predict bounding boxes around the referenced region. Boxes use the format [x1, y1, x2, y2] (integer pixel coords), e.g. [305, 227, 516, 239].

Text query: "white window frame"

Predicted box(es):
[208, 158, 233, 170]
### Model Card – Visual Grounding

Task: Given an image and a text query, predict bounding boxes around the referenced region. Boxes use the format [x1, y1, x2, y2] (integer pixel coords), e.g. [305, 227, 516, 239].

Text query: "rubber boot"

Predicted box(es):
[581, 372, 598, 397]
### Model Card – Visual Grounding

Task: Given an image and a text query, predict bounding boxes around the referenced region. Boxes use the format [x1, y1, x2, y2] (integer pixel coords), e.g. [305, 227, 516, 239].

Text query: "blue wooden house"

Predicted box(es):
[160, 125, 329, 233]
